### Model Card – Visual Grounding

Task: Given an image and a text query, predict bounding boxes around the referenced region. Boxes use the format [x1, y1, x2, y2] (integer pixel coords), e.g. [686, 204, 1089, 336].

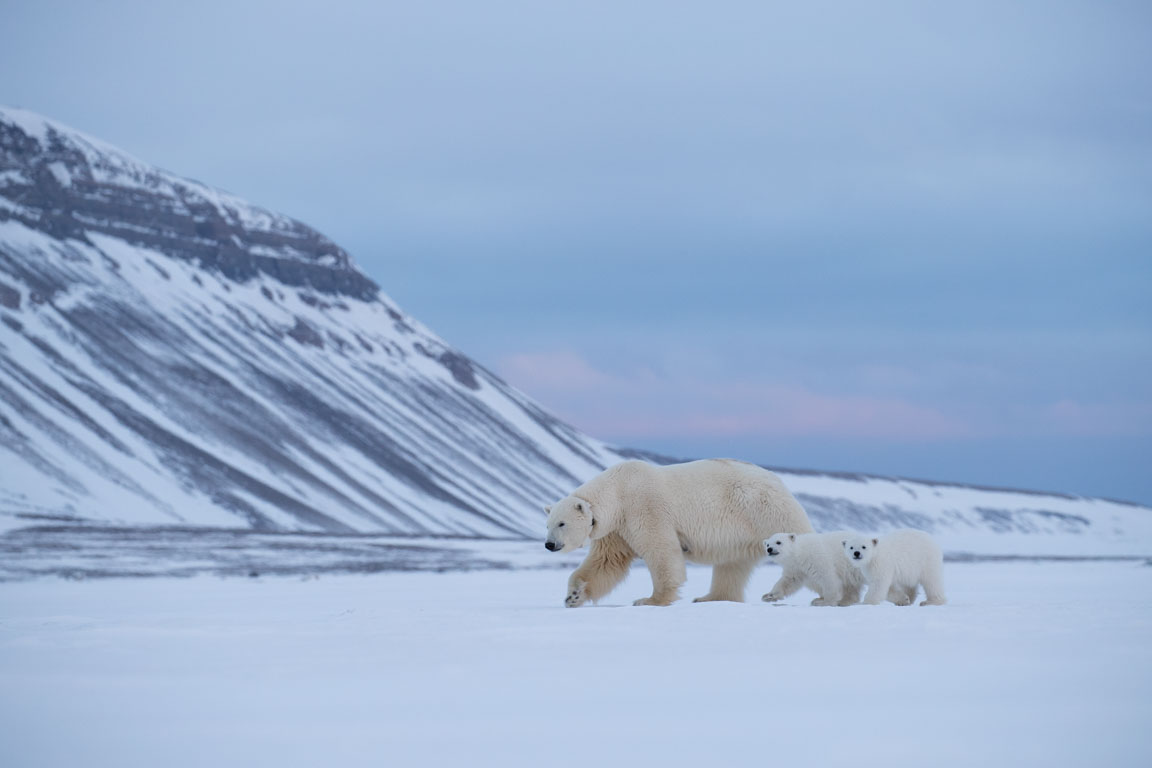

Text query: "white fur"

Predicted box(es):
[843, 529, 947, 606]
[761, 531, 865, 606]
[545, 459, 813, 607]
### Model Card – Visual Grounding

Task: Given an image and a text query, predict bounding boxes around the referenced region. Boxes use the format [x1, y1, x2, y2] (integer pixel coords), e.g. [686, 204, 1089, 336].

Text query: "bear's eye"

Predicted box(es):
[861, 545, 866, 549]
[558, 522, 565, 527]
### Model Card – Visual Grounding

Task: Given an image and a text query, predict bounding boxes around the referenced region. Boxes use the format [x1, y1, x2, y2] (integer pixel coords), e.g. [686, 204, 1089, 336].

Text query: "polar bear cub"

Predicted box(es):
[761, 531, 865, 606]
[842, 529, 946, 606]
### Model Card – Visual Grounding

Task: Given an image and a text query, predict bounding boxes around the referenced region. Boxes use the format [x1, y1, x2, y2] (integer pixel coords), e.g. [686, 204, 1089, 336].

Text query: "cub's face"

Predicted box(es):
[842, 536, 879, 566]
[543, 496, 594, 553]
[763, 533, 797, 561]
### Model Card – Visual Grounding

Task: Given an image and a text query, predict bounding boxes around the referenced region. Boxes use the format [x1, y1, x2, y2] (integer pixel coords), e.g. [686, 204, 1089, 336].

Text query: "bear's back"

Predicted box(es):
[877, 529, 941, 566]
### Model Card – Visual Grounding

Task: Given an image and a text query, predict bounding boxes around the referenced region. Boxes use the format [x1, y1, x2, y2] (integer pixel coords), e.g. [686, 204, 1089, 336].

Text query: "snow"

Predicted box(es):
[0, 217, 617, 536]
[0, 106, 54, 144]
[46, 161, 72, 187]
[1, 561, 1150, 768]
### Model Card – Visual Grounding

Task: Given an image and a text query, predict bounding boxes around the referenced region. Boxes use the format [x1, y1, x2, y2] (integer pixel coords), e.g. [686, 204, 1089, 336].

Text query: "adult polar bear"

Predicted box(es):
[544, 459, 813, 606]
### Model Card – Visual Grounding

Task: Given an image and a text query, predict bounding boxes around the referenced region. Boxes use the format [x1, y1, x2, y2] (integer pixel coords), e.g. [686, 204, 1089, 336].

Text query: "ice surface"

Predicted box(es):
[1, 561, 1149, 768]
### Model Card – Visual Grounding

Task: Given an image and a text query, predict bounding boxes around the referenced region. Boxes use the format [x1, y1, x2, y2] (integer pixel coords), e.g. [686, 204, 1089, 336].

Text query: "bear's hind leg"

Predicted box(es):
[810, 577, 843, 607]
[919, 565, 947, 606]
[695, 557, 758, 603]
[634, 537, 686, 606]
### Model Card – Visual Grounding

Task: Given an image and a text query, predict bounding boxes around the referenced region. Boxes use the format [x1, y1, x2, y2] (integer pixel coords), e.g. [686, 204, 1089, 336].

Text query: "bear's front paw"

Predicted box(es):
[761, 592, 781, 602]
[564, 581, 588, 608]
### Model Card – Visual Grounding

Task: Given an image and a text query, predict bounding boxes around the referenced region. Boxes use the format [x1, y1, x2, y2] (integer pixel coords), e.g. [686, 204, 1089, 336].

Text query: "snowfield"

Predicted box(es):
[2, 561, 1150, 767]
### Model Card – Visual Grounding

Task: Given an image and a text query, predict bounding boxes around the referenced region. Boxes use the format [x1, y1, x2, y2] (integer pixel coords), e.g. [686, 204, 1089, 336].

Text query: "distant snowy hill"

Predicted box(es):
[1, 106, 1149, 557]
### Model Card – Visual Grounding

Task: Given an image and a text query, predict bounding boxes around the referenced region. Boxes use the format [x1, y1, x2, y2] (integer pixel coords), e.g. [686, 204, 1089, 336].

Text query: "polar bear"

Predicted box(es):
[544, 459, 813, 607]
[761, 531, 865, 606]
[842, 529, 947, 606]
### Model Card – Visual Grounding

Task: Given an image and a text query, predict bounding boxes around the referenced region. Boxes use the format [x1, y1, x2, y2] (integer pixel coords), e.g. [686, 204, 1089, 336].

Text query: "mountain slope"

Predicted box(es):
[1, 106, 1149, 556]
[0, 107, 618, 536]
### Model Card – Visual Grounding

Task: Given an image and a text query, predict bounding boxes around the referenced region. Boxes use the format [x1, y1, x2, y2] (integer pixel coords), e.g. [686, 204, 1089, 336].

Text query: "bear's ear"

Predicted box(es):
[544, 505, 552, 514]
[841, 540, 847, 546]
[871, 538, 879, 547]
[788, 534, 796, 542]
[574, 501, 583, 512]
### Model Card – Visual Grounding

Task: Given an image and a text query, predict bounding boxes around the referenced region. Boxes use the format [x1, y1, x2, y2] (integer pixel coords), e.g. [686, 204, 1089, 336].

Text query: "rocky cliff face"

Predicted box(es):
[0, 108, 375, 300]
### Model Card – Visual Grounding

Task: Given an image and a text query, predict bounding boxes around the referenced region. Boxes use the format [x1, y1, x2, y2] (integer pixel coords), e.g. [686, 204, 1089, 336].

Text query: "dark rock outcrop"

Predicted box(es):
[0, 113, 378, 300]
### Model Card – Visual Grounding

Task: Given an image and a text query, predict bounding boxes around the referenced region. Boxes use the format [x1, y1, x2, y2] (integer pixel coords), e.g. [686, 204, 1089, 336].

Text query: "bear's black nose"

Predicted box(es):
[853, 551, 861, 559]
[545, 542, 559, 552]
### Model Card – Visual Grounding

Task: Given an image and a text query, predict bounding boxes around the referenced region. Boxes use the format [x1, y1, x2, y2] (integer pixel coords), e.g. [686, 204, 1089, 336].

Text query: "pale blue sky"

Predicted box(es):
[3, 1, 1150, 501]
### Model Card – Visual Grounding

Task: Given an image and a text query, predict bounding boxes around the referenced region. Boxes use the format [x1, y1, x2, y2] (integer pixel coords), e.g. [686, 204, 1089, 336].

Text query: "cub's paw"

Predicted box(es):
[761, 592, 782, 602]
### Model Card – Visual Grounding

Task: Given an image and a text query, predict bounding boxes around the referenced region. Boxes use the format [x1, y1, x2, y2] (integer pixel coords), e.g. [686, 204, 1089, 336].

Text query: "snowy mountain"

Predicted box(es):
[1, 106, 1149, 559]
[0, 106, 619, 538]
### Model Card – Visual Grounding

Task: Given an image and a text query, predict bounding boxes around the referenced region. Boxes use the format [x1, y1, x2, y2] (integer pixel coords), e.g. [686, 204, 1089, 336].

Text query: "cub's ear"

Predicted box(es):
[841, 540, 847, 546]
[788, 534, 796, 542]
[574, 501, 583, 512]
[871, 538, 879, 546]
[544, 505, 552, 514]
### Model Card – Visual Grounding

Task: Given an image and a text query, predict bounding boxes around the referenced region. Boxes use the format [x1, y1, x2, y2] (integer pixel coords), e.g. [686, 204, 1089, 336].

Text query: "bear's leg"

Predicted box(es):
[887, 583, 912, 606]
[762, 570, 804, 602]
[919, 563, 947, 606]
[565, 532, 636, 607]
[811, 578, 842, 607]
[838, 583, 862, 606]
[634, 537, 686, 606]
[861, 568, 893, 605]
[694, 557, 758, 603]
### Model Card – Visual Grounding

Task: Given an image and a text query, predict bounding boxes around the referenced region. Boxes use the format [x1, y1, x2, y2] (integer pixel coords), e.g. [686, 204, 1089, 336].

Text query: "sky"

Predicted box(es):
[2, 1, 1150, 502]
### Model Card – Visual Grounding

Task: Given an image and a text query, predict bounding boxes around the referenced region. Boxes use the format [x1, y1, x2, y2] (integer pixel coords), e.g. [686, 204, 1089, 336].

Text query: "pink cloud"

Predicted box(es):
[497, 350, 1152, 442]
[497, 351, 973, 440]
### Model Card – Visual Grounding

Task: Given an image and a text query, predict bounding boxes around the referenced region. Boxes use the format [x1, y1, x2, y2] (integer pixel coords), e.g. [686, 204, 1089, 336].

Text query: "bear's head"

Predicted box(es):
[842, 535, 879, 566]
[543, 495, 595, 553]
[763, 533, 799, 561]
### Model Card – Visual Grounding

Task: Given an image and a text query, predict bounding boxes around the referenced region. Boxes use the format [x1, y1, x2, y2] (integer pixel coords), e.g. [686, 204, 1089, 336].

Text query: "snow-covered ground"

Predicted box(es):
[2, 562, 1150, 767]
